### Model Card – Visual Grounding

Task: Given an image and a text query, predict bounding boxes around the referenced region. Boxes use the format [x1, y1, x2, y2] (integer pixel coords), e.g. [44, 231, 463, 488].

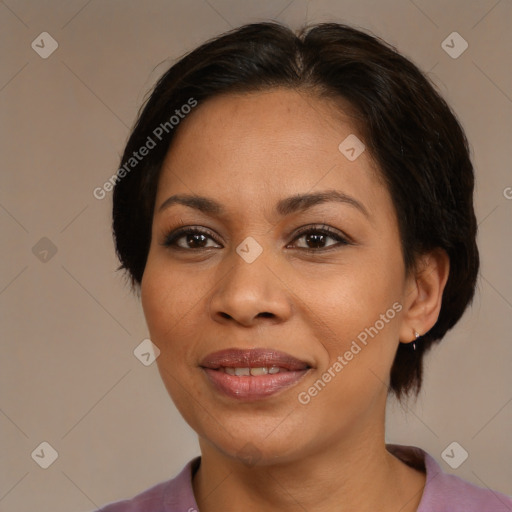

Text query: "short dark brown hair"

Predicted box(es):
[112, 21, 479, 399]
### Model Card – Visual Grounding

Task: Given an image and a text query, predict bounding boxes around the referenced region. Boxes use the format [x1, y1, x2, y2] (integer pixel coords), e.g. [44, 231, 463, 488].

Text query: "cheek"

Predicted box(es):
[140, 256, 203, 365]
[140, 260, 210, 424]
[296, 251, 404, 392]
[142, 252, 203, 328]
[293, 284, 402, 421]
[304, 260, 402, 343]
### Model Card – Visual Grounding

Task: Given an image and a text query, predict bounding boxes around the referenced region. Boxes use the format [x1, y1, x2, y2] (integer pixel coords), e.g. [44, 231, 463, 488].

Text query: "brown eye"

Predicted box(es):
[289, 225, 351, 251]
[162, 228, 221, 250]
[161, 225, 351, 253]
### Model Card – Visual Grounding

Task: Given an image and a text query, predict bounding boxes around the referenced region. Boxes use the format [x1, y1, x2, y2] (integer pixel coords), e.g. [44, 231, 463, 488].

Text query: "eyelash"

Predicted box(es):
[161, 224, 352, 253]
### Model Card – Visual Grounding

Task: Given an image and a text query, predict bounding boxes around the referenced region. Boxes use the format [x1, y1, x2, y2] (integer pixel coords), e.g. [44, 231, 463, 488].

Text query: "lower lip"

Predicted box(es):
[202, 368, 309, 401]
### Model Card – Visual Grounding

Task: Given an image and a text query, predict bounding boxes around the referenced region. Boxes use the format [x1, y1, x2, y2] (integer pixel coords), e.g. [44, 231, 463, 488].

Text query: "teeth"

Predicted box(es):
[250, 367, 268, 376]
[222, 366, 288, 376]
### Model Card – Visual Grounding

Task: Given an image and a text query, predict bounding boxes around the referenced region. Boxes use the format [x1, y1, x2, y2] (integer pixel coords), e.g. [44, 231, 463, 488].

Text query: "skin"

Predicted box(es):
[140, 88, 450, 512]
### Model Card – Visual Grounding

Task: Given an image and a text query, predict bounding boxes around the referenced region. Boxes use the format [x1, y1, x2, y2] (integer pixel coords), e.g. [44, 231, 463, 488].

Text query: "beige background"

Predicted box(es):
[1, 0, 511, 510]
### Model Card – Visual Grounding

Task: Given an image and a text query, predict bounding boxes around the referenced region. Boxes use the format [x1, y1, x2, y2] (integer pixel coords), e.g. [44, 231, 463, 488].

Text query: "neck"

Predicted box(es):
[192, 417, 425, 512]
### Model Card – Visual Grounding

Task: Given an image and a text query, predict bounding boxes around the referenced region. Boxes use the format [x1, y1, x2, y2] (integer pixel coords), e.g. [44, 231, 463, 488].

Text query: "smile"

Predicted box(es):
[221, 366, 287, 375]
[200, 348, 312, 401]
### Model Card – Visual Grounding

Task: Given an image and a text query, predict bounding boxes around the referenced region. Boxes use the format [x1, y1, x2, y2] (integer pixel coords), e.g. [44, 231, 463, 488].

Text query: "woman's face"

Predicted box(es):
[141, 88, 413, 464]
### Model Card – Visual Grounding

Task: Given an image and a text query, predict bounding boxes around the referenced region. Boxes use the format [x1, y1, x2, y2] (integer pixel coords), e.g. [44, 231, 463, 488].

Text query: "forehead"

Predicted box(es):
[156, 88, 388, 221]
[168, 88, 363, 153]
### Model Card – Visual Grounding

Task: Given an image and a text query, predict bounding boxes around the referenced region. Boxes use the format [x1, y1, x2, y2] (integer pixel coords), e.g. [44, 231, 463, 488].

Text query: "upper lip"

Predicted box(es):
[200, 348, 311, 371]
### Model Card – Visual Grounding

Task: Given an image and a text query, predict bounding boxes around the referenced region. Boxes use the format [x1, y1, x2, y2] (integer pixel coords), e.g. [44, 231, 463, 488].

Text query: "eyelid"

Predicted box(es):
[289, 224, 353, 246]
[161, 226, 222, 249]
[161, 223, 353, 251]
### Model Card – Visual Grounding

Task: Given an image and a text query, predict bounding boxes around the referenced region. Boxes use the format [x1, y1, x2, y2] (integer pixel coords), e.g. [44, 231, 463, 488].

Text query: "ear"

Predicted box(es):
[399, 248, 450, 344]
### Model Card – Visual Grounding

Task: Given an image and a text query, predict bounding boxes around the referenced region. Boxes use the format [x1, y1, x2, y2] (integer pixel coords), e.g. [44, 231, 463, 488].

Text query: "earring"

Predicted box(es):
[412, 330, 420, 351]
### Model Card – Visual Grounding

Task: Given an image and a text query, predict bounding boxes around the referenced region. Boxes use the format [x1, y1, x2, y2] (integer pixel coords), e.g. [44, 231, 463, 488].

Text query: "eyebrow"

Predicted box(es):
[158, 190, 370, 219]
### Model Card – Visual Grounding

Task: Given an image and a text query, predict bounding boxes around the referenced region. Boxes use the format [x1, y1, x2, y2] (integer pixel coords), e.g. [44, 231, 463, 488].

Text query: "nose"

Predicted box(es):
[208, 249, 293, 327]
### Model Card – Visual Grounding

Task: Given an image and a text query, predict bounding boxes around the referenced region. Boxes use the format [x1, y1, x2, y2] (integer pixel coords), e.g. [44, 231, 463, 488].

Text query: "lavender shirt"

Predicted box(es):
[96, 444, 512, 511]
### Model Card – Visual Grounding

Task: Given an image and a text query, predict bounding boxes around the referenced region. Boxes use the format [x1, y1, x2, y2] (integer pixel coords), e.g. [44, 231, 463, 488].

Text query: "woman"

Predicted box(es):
[98, 21, 512, 511]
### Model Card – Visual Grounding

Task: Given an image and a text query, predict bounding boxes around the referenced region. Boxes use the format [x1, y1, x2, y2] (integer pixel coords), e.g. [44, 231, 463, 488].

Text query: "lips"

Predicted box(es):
[200, 348, 311, 401]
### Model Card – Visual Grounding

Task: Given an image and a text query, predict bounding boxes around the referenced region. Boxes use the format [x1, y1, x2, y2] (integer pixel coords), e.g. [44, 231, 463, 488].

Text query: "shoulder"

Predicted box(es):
[94, 457, 200, 512]
[421, 450, 512, 512]
[387, 444, 512, 512]
[96, 479, 168, 512]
